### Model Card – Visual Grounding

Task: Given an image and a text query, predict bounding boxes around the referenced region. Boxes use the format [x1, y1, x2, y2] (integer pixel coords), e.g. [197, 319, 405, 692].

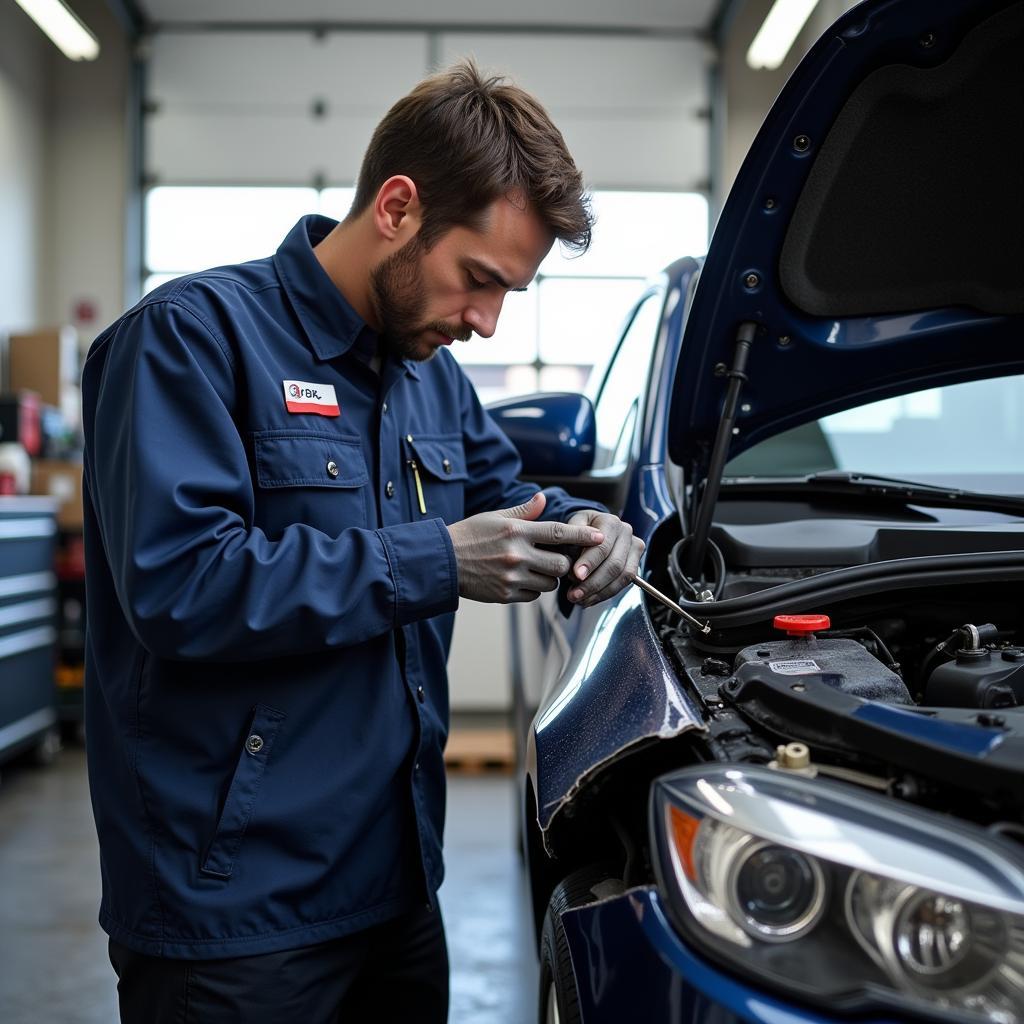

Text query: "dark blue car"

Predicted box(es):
[490, 0, 1024, 1020]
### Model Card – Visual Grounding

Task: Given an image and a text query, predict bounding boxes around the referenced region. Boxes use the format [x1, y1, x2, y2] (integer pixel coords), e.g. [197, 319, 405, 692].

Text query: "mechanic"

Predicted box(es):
[82, 61, 644, 1022]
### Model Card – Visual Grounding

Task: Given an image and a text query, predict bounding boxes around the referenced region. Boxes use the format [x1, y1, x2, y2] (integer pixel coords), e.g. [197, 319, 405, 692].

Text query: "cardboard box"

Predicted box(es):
[31, 459, 83, 531]
[8, 327, 79, 408]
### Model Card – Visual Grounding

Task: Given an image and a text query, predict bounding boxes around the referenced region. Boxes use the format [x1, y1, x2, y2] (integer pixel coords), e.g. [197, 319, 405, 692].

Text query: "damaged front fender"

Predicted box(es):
[528, 583, 703, 844]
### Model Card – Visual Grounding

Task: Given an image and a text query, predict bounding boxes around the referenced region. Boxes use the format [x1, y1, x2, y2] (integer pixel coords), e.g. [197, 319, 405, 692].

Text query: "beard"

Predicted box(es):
[369, 234, 471, 362]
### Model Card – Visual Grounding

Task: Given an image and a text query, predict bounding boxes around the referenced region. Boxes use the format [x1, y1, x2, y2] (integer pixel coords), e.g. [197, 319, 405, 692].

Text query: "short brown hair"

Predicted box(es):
[351, 60, 592, 254]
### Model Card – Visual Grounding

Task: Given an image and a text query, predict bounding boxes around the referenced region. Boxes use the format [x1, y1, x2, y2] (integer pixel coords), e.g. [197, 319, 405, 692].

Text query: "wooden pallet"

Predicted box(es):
[444, 728, 515, 774]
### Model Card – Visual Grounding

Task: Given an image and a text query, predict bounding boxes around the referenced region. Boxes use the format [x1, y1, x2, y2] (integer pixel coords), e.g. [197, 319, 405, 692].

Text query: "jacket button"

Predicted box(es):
[245, 734, 264, 755]
[442, 459, 452, 475]
[385, 480, 395, 498]
[406, 434, 414, 443]
[416, 686, 425, 703]
[326, 460, 339, 478]
[382, 402, 388, 414]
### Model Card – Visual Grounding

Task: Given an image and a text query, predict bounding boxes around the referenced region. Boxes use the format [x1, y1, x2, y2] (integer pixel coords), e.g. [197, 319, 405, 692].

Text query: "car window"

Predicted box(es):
[725, 373, 1024, 493]
[591, 290, 664, 471]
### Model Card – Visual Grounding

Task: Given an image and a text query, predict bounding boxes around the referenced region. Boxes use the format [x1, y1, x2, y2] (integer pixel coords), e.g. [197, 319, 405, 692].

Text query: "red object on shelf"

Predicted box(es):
[773, 614, 831, 636]
[20, 392, 41, 456]
[0, 391, 41, 456]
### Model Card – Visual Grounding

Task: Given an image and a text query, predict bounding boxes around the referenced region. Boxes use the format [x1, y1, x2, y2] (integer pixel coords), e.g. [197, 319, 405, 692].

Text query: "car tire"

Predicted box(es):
[538, 865, 617, 1024]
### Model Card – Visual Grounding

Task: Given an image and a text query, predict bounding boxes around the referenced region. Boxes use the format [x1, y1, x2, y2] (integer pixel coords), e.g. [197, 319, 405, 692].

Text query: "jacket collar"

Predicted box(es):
[274, 215, 419, 380]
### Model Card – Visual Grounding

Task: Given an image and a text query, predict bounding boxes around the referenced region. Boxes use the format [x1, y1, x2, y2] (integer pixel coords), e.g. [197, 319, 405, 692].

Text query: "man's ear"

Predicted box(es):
[373, 175, 422, 242]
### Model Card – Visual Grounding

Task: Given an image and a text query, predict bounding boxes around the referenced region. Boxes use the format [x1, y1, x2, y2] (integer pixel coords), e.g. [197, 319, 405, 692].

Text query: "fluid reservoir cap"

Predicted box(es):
[774, 614, 831, 636]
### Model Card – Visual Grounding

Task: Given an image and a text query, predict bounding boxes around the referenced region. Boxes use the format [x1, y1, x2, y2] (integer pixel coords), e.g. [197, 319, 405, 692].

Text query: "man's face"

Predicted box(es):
[369, 194, 554, 362]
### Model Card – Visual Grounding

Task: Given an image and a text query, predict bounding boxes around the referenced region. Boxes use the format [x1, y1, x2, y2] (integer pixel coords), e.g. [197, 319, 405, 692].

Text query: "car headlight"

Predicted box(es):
[650, 765, 1024, 1023]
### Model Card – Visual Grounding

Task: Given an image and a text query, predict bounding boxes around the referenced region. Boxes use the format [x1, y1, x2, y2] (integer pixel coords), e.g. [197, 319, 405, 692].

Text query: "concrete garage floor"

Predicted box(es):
[0, 743, 537, 1023]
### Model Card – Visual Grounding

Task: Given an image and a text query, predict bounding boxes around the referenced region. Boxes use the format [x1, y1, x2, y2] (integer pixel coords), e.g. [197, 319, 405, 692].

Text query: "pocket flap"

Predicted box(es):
[254, 431, 368, 489]
[405, 435, 468, 482]
[201, 703, 286, 880]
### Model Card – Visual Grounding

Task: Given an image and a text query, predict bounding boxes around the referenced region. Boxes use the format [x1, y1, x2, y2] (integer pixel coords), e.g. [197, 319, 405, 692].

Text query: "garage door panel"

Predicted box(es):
[558, 115, 708, 190]
[146, 29, 709, 190]
[439, 33, 709, 109]
[148, 111, 381, 184]
[150, 32, 428, 107]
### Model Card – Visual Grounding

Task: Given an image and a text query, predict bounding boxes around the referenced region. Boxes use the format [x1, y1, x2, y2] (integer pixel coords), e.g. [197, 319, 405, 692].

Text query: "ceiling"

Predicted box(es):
[135, 0, 721, 33]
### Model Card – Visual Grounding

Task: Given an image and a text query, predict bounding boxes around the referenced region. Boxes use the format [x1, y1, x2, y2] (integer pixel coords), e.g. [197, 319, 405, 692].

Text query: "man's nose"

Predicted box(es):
[463, 293, 505, 339]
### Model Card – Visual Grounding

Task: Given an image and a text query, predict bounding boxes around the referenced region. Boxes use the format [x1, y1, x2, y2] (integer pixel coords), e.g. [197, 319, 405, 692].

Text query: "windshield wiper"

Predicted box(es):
[721, 471, 1024, 515]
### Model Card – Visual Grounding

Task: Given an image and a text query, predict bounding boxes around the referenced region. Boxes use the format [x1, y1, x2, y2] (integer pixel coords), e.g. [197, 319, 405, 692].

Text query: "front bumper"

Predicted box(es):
[560, 886, 905, 1024]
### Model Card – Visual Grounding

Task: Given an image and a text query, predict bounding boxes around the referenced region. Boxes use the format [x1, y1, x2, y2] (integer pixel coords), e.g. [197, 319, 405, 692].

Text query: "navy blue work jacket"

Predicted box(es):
[81, 215, 599, 958]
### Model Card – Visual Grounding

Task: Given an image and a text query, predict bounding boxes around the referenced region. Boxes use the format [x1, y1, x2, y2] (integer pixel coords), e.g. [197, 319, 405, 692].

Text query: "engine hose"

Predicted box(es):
[916, 623, 1012, 693]
[917, 628, 962, 693]
[670, 535, 727, 602]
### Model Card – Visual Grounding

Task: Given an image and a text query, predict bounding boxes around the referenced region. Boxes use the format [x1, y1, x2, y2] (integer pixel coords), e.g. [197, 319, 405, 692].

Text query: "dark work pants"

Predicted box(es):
[109, 904, 449, 1023]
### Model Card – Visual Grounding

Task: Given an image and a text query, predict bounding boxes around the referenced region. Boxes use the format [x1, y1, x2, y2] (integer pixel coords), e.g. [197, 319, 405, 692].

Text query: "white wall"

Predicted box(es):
[0, 0, 129, 354]
[45, 0, 130, 340]
[0, 3, 50, 338]
[447, 600, 513, 711]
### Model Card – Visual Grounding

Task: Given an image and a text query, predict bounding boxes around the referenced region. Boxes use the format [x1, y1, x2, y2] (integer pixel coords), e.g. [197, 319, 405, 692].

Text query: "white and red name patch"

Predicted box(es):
[282, 380, 340, 417]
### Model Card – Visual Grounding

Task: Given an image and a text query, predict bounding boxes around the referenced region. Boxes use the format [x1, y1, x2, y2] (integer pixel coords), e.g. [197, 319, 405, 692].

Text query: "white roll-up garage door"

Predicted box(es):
[145, 27, 711, 191]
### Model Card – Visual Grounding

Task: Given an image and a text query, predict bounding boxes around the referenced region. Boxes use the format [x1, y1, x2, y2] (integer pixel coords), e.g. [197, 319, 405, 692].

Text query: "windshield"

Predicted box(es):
[725, 374, 1024, 494]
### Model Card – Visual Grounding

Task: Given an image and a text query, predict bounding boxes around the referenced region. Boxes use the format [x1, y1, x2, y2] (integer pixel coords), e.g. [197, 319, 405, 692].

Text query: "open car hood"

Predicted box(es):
[668, 0, 1024, 473]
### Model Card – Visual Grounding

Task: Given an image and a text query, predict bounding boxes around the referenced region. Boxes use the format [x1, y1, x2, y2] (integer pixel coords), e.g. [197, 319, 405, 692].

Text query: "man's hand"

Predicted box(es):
[564, 509, 645, 607]
[447, 492, 604, 604]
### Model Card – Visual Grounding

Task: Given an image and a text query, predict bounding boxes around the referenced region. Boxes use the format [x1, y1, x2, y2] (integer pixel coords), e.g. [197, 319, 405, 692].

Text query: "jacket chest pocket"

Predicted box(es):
[402, 433, 468, 525]
[201, 704, 286, 879]
[253, 430, 369, 533]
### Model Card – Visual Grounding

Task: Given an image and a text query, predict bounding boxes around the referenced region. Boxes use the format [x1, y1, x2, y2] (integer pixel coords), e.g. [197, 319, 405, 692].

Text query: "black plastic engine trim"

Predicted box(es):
[678, 550, 1024, 631]
[722, 667, 1024, 803]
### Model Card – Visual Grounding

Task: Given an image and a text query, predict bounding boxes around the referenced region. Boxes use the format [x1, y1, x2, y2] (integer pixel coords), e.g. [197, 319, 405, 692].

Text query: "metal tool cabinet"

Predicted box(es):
[0, 497, 59, 765]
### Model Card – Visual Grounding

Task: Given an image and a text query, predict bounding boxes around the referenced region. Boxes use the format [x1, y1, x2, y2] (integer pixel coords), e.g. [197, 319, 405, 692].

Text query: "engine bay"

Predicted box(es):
[641, 513, 1024, 828]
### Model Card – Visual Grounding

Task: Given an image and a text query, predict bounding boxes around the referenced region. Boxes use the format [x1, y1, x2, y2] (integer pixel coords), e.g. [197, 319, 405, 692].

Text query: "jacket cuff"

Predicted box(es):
[376, 518, 459, 626]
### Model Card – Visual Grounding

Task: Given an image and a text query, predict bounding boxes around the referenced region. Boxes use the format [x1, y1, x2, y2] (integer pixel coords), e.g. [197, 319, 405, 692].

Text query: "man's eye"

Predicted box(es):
[467, 273, 488, 291]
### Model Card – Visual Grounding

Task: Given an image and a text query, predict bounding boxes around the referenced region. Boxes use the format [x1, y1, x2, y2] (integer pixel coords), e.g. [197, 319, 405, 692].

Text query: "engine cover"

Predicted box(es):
[734, 637, 913, 704]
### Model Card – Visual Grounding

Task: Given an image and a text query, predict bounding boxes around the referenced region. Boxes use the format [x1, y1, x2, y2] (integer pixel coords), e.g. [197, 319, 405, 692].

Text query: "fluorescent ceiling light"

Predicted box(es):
[14, 0, 100, 61]
[746, 0, 819, 70]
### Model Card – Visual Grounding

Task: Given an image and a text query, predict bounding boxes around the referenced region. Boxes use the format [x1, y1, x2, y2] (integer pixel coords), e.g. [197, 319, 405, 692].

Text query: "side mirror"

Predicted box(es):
[487, 392, 596, 478]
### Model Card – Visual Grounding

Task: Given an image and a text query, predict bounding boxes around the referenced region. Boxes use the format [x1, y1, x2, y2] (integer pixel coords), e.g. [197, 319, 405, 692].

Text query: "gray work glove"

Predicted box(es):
[447, 492, 604, 604]
[565, 509, 646, 607]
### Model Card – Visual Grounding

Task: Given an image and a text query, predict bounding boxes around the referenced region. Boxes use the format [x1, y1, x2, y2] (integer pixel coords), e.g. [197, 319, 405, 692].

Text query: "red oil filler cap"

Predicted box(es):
[774, 614, 831, 637]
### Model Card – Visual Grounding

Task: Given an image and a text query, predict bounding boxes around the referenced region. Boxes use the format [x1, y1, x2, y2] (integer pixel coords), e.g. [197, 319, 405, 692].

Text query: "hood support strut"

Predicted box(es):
[684, 321, 757, 579]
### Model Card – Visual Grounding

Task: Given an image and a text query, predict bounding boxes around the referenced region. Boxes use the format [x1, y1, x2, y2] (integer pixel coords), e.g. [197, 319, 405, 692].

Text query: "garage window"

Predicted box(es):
[144, 187, 707, 401]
